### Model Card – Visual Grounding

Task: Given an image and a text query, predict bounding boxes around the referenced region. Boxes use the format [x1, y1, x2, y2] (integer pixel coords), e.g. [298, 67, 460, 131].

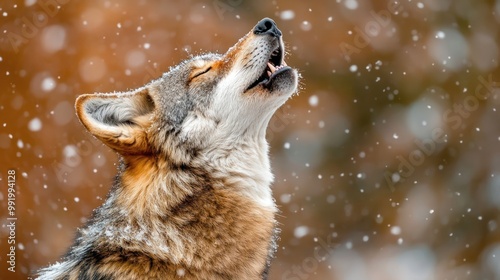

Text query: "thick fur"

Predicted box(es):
[37, 18, 297, 280]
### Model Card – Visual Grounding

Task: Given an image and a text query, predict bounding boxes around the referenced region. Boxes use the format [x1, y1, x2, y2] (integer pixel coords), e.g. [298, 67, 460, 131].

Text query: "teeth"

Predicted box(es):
[266, 61, 288, 77]
[267, 62, 276, 73]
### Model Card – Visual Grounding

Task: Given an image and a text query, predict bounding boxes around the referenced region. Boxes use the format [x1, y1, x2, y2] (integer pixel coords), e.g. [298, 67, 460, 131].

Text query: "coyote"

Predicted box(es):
[37, 18, 298, 280]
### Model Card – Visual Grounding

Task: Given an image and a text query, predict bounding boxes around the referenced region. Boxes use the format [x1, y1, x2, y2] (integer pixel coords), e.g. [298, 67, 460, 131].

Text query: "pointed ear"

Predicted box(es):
[75, 87, 156, 155]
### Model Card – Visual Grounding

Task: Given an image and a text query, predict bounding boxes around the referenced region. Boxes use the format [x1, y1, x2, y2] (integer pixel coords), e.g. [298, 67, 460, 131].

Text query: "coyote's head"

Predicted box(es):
[76, 18, 298, 170]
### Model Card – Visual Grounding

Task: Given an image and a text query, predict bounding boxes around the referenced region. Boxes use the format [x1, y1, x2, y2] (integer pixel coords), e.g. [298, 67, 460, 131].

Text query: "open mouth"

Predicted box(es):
[246, 41, 290, 91]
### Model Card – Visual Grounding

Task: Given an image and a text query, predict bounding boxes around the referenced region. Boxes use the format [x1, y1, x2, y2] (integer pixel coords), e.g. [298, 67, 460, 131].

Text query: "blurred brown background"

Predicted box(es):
[1, 0, 500, 279]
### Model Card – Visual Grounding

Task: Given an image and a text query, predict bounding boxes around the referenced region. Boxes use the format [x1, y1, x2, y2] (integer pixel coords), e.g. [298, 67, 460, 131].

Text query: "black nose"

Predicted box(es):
[254, 18, 282, 37]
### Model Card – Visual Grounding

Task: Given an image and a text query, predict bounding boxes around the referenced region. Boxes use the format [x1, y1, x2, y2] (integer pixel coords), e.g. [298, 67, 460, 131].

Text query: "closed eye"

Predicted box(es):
[192, 67, 212, 79]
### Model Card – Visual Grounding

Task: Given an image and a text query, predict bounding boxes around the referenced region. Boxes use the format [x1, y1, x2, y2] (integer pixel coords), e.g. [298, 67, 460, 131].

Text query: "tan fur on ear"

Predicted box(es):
[75, 88, 155, 155]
